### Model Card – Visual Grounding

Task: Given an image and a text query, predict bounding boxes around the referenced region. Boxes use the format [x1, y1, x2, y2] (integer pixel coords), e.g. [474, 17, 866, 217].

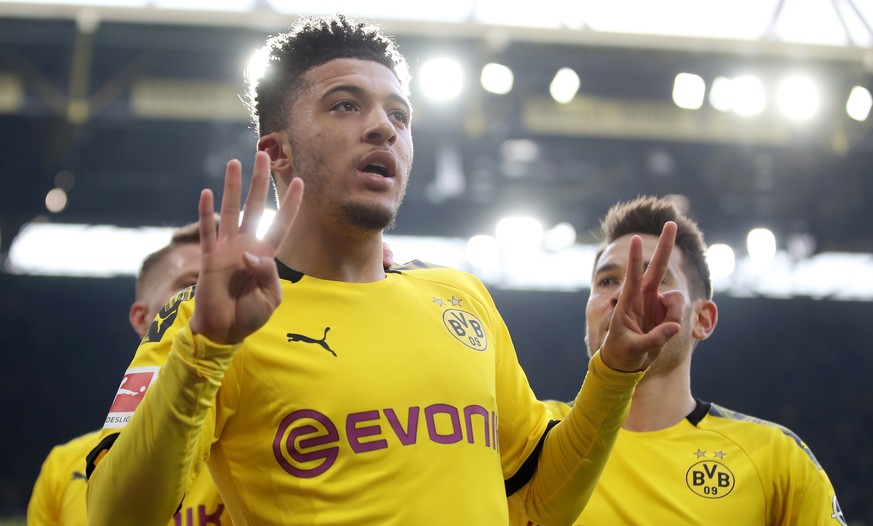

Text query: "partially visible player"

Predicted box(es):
[27, 221, 231, 526]
[27, 217, 397, 525]
[509, 196, 845, 525]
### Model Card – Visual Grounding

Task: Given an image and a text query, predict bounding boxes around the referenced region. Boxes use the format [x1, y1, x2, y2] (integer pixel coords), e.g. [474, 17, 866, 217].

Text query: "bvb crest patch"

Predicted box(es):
[685, 454, 735, 499]
[441, 308, 488, 351]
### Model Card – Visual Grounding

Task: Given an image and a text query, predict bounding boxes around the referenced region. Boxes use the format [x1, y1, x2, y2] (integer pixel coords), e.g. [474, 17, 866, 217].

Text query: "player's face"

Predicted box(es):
[585, 233, 697, 375]
[142, 243, 201, 325]
[283, 58, 413, 233]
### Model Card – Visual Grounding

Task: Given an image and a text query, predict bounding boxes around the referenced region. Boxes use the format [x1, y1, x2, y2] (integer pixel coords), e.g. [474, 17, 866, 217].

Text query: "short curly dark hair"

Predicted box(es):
[247, 14, 410, 137]
[595, 195, 712, 300]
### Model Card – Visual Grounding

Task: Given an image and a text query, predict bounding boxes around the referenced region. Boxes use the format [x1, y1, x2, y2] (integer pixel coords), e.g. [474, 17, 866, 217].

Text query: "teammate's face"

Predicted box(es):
[280, 58, 413, 233]
[132, 243, 201, 338]
[585, 233, 697, 376]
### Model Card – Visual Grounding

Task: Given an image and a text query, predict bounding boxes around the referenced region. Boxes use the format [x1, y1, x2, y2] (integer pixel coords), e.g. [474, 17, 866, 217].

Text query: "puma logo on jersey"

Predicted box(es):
[145, 305, 179, 343]
[155, 310, 174, 333]
[144, 287, 194, 343]
[71, 471, 87, 481]
[287, 327, 336, 357]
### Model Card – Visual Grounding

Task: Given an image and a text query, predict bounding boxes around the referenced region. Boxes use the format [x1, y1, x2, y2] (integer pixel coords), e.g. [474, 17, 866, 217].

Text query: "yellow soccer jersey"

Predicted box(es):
[28, 430, 99, 526]
[88, 262, 641, 525]
[509, 399, 846, 526]
[30, 430, 229, 526]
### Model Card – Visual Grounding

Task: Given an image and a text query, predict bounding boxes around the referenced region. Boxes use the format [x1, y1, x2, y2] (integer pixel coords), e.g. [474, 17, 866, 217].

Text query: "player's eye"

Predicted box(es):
[333, 100, 358, 112]
[390, 109, 410, 125]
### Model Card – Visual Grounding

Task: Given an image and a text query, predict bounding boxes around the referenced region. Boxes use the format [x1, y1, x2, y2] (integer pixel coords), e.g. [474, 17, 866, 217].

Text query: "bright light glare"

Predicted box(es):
[419, 58, 464, 101]
[480, 63, 514, 95]
[265, 1, 474, 22]
[466, 234, 501, 270]
[846, 85, 872, 122]
[549, 67, 580, 104]
[731, 75, 766, 116]
[254, 209, 276, 239]
[774, 0, 849, 46]
[542, 222, 577, 251]
[708, 76, 733, 112]
[672, 72, 705, 110]
[45, 188, 68, 213]
[245, 47, 270, 85]
[706, 243, 736, 279]
[495, 216, 544, 252]
[747, 228, 777, 267]
[777, 75, 819, 121]
[8, 222, 873, 299]
[0, 0, 147, 5]
[153, 0, 255, 11]
[8, 223, 174, 277]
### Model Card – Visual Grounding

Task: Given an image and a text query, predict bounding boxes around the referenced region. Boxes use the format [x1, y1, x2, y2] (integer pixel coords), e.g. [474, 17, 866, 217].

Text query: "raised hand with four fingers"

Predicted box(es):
[189, 151, 303, 345]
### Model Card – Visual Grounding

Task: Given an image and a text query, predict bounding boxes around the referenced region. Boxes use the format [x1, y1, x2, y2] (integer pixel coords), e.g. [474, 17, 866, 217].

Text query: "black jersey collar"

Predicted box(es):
[275, 258, 402, 282]
[686, 398, 712, 426]
[275, 258, 304, 283]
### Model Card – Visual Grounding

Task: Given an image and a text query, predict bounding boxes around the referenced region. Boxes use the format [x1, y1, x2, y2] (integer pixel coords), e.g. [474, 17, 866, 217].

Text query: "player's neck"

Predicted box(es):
[278, 216, 386, 283]
[622, 367, 695, 432]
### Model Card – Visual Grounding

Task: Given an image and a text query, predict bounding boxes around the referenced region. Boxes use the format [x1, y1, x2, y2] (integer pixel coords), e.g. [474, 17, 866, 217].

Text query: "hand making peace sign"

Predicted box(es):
[599, 221, 685, 373]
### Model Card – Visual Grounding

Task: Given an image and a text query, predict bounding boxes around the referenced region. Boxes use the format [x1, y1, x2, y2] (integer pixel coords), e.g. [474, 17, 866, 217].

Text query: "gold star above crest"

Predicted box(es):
[714, 450, 726, 459]
[695, 449, 707, 458]
[432, 298, 445, 306]
[450, 296, 462, 306]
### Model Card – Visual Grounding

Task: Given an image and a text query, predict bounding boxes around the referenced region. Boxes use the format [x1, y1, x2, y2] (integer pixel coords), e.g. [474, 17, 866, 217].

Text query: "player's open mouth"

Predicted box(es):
[362, 163, 389, 177]
[358, 150, 397, 179]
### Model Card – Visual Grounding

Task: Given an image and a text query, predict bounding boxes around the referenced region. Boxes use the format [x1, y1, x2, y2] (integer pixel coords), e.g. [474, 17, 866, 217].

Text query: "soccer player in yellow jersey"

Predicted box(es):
[86, 15, 687, 525]
[28, 222, 231, 526]
[509, 196, 845, 525]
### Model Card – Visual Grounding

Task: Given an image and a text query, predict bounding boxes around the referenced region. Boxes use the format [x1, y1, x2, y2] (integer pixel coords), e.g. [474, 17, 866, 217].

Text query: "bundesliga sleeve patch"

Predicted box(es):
[103, 366, 160, 429]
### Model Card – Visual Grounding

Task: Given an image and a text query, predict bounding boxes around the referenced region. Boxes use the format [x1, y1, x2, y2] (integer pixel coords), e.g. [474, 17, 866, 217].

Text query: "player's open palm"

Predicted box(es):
[190, 151, 303, 345]
[601, 221, 685, 372]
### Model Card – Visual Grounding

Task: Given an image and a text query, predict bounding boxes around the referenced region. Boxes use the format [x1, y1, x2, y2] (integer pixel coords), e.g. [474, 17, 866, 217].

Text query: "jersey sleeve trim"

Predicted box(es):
[85, 433, 119, 479]
[505, 419, 561, 496]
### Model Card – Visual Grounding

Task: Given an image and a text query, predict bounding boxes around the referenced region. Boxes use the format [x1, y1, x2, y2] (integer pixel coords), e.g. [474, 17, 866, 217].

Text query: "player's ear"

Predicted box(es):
[129, 301, 150, 339]
[258, 132, 293, 175]
[692, 300, 717, 341]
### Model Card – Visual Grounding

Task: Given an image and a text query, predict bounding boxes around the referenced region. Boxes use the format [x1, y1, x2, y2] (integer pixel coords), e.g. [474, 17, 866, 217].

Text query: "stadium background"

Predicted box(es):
[1, 2, 871, 523]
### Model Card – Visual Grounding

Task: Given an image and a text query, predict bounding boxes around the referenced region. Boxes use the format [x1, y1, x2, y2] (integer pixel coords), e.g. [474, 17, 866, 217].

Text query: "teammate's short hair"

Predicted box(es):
[247, 13, 410, 138]
[134, 217, 217, 301]
[596, 196, 712, 301]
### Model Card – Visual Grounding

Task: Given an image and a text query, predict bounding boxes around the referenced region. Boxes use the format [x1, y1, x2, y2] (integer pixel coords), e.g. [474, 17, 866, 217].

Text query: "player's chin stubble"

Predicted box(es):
[341, 201, 398, 232]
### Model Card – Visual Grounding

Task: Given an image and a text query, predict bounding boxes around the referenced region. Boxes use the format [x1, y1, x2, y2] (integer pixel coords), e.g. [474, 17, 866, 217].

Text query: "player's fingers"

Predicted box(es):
[262, 177, 304, 252]
[240, 151, 271, 237]
[615, 234, 644, 310]
[243, 251, 283, 305]
[661, 290, 686, 325]
[641, 221, 677, 295]
[220, 159, 243, 237]
[199, 189, 217, 253]
[382, 241, 394, 270]
[638, 321, 680, 350]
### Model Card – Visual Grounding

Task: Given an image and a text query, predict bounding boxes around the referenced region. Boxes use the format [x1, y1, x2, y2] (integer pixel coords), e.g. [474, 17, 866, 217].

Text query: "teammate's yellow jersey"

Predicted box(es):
[509, 399, 846, 525]
[87, 262, 642, 525]
[28, 431, 98, 526]
[29, 429, 229, 526]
